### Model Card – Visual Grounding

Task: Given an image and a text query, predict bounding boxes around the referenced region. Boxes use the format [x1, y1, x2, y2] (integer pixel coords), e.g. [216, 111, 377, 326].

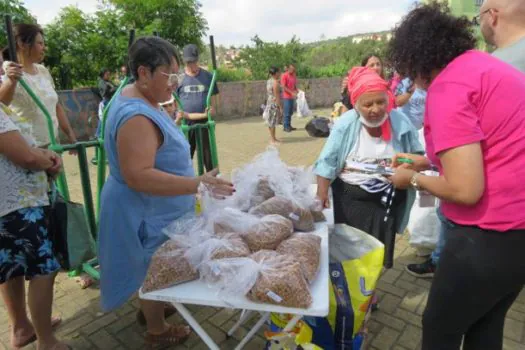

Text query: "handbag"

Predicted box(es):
[47, 185, 96, 271]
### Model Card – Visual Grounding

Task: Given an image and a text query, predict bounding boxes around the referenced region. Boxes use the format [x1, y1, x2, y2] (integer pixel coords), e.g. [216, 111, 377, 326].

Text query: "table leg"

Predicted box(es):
[234, 312, 270, 350]
[228, 309, 254, 337]
[171, 302, 220, 350]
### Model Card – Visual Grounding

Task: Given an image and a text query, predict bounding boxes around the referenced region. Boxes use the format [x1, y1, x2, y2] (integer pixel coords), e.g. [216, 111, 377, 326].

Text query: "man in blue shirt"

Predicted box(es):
[177, 44, 219, 172]
[395, 78, 426, 130]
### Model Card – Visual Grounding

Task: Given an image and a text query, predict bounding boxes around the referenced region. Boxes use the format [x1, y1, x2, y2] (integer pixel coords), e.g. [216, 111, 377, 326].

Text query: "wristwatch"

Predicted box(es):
[410, 172, 422, 191]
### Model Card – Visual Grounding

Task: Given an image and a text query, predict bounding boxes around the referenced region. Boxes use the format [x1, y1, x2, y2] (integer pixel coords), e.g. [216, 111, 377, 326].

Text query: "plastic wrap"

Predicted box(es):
[212, 207, 260, 235]
[240, 215, 293, 252]
[249, 250, 313, 308]
[276, 233, 322, 283]
[142, 240, 198, 293]
[249, 196, 315, 232]
[184, 233, 251, 268]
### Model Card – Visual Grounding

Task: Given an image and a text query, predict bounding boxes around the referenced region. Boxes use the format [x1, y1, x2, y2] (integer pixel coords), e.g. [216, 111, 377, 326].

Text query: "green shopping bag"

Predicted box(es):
[48, 186, 96, 271]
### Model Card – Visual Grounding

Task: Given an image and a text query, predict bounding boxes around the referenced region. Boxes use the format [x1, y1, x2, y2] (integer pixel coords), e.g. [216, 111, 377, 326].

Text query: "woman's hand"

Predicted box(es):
[4, 62, 23, 82]
[43, 150, 62, 179]
[199, 169, 235, 198]
[392, 153, 430, 172]
[316, 189, 330, 209]
[389, 167, 417, 190]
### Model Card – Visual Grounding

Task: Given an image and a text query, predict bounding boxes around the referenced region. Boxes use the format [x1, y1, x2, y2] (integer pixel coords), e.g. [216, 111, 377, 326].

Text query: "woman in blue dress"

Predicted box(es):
[98, 37, 234, 348]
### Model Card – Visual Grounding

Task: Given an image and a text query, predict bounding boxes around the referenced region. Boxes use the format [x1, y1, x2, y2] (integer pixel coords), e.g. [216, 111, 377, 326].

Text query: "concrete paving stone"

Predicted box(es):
[115, 325, 146, 350]
[90, 328, 121, 349]
[397, 325, 422, 350]
[400, 291, 426, 313]
[378, 293, 403, 314]
[399, 271, 418, 283]
[513, 302, 525, 314]
[194, 306, 221, 323]
[394, 309, 422, 328]
[201, 322, 228, 344]
[381, 269, 402, 284]
[56, 314, 94, 336]
[508, 309, 525, 323]
[62, 334, 95, 350]
[368, 320, 383, 334]
[505, 317, 524, 343]
[376, 280, 408, 298]
[415, 295, 429, 316]
[374, 311, 407, 331]
[107, 310, 138, 334]
[415, 278, 433, 289]
[504, 337, 525, 350]
[208, 307, 240, 327]
[115, 302, 137, 317]
[81, 312, 119, 335]
[371, 326, 401, 350]
[394, 280, 427, 294]
[220, 320, 251, 342]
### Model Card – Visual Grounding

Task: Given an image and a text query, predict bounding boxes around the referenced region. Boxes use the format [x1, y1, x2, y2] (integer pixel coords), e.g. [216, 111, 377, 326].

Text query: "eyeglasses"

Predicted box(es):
[160, 72, 182, 87]
[473, 8, 492, 25]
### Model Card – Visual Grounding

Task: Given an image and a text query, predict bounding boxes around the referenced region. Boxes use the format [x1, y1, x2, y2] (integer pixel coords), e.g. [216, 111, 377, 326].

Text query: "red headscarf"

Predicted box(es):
[347, 66, 394, 141]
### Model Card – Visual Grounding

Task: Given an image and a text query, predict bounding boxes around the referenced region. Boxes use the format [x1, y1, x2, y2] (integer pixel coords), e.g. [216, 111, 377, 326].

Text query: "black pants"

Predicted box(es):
[422, 224, 525, 350]
[189, 122, 213, 173]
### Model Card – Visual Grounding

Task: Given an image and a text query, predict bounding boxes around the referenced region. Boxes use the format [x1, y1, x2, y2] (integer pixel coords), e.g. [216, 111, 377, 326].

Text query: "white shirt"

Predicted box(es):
[0, 104, 49, 217]
[2, 63, 59, 146]
[339, 127, 395, 187]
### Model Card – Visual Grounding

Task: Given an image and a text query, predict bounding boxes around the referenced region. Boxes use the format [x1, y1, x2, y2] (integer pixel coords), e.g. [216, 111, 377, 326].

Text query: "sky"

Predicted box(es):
[24, 0, 415, 46]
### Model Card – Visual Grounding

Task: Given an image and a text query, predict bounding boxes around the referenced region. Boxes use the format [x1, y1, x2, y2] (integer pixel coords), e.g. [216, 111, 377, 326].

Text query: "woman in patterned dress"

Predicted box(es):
[0, 56, 68, 350]
[263, 66, 283, 145]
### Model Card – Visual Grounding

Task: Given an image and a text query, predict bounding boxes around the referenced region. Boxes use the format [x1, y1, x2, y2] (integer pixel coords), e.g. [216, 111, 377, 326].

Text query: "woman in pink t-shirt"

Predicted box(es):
[387, 3, 525, 350]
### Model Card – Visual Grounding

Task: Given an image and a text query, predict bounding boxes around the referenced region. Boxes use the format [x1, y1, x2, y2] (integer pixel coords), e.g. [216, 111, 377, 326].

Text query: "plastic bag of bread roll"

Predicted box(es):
[249, 177, 275, 208]
[249, 196, 315, 232]
[248, 250, 312, 309]
[142, 241, 198, 293]
[277, 233, 322, 283]
[240, 215, 293, 251]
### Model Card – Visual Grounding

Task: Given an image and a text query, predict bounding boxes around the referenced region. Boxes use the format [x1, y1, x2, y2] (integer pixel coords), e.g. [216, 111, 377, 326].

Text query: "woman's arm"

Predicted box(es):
[273, 80, 282, 109]
[316, 176, 331, 208]
[0, 130, 54, 171]
[0, 71, 19, 105]
[391, 143, 485, 205]
[56, 103, 77, 144]
[395, 92, 413, 107]
[117, 115, 201, 196]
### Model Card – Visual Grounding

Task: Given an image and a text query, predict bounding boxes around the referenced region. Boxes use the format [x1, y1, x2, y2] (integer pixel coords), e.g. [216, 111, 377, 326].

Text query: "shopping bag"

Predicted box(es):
[48, 187, 96, 270]
[297, 90, 312, 118]
[267, 225, 384, 350]
[266, 316, 323, 350]
[305, 117, 330, 138]
[407, 203, 440, 250]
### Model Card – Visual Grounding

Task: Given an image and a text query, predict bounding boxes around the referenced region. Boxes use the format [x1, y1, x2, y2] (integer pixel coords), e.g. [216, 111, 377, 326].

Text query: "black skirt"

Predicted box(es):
[331, 178, 407, 269]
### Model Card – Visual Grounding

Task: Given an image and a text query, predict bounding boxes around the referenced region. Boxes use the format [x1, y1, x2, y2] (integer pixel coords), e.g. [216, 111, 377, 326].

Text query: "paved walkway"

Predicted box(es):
[1, 111, 524, 350]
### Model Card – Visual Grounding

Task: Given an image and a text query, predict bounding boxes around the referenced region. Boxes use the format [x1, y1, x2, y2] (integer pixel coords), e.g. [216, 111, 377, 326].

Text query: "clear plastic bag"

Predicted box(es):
[212, 207, 261, 235]
[142, 240, 198, 293]
[276, 233, 322, 283]
[249, 196, 315, 232]
[240, 214, 293, 252]
[248, 250, 313, 308]
[200, 257, 260, 299]
[184, 233, 251, 268]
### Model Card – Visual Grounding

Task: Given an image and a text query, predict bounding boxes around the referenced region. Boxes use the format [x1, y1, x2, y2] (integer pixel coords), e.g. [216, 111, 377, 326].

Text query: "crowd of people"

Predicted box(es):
[0, 0, 524, 349]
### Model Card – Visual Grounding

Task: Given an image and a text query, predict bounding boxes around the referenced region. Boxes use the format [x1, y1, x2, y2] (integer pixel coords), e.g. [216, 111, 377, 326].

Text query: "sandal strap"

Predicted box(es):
[145, 325, 190, 345]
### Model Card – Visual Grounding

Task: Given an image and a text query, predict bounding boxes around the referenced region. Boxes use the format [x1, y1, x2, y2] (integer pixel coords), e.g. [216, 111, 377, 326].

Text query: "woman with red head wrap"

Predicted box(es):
[314, 66, 423, 269]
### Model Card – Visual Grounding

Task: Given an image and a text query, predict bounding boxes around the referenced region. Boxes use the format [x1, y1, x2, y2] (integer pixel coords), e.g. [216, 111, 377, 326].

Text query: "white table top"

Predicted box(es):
[140, 220, 330, 317]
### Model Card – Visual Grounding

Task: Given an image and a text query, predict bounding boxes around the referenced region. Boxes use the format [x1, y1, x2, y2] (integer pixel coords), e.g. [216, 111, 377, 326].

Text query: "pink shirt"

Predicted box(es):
[424, 50, 525, 231]
[281, 72, 297, 99]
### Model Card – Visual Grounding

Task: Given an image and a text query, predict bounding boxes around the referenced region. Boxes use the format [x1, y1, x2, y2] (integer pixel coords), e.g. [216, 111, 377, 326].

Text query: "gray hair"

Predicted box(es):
[128, 36, 180, 80]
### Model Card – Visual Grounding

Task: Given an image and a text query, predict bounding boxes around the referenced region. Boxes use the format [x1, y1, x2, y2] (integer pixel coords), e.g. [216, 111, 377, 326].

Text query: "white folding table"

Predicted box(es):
[139, 221, 330, 350]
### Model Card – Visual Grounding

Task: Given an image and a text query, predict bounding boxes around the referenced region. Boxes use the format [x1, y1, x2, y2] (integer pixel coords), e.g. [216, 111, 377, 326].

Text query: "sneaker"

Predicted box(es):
[284, 128, 292, 133]
[405, 258, 436, 278]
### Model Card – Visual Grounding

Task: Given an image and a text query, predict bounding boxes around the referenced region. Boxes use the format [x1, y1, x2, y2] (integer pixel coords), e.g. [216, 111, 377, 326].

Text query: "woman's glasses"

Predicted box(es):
[473, 8, 492, 25]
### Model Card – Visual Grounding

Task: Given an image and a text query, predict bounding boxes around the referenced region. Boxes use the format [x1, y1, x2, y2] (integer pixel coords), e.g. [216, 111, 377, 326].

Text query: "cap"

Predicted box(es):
[183, 44, 199, 63]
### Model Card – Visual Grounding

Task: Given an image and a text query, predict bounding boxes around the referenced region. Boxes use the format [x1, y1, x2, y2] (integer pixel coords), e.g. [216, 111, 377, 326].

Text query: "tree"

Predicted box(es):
[44, 6, 128, 89]
[0, 0, 36, 49]
[234, 35, 306, 80]
[103, 0, 208, 48]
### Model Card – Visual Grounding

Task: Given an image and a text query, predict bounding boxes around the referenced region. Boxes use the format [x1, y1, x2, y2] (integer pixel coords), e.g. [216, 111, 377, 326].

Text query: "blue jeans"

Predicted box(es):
[431, 207, 456, 265]
[282, 98, 295, 129]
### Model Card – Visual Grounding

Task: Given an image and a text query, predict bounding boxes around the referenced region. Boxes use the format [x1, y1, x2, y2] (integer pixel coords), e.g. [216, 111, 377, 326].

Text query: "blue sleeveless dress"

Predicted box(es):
[98, 95, 195, 311]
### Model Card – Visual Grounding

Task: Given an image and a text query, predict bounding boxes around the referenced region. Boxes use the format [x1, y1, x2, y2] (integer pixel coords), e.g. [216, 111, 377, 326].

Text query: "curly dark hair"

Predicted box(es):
[387, 1, 477, 81]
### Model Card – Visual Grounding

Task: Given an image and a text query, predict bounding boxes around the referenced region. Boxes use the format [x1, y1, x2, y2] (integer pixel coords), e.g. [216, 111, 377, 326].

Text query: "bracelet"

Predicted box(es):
[410, 172, 422, 191]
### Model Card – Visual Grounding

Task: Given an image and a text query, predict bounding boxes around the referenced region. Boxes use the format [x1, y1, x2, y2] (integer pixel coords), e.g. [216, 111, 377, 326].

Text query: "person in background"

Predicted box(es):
[176, 44, 219, 172]
[406, 0, 525, 279]
[160, 97, 183, 125]
[280, 63, 298, 132]
[97, 68, 116, 103]
[479, 0, 525, 72]
[119, 65, 128, 83]
[340, 55, 387, 113]
[263, 66, 283, 145]
[395, 78, 426, 131]
[98, 36, 234, 347]
[388, 3, 525, 349]
[0, 23, 77, 148]
[91, 86, 115, 165]
[314, 66, 423, 271]
[0, 55, 67, 350]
